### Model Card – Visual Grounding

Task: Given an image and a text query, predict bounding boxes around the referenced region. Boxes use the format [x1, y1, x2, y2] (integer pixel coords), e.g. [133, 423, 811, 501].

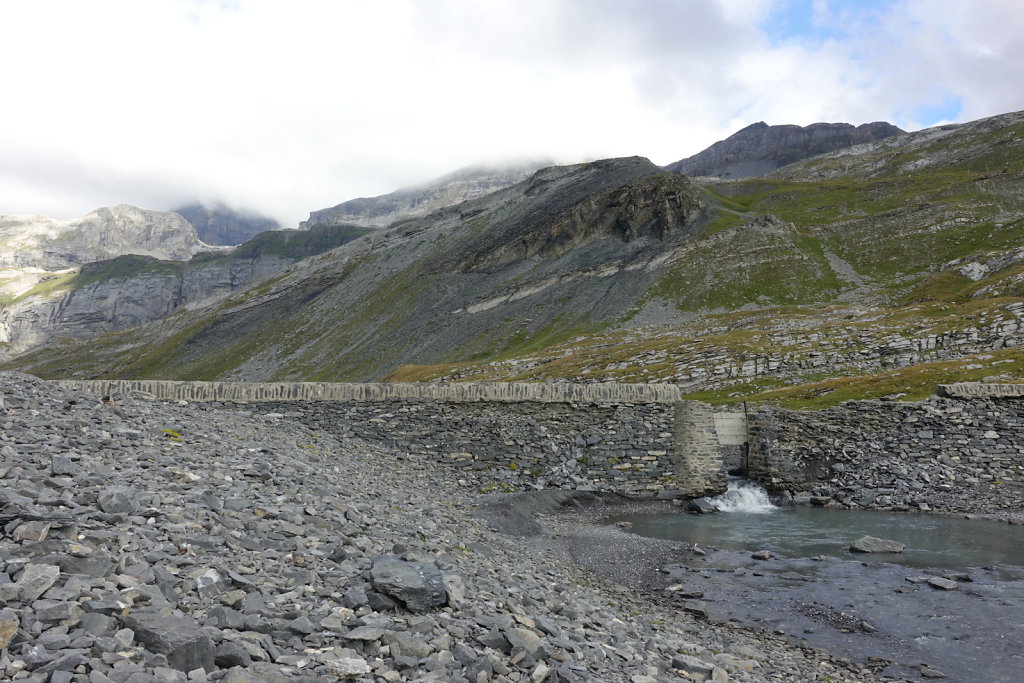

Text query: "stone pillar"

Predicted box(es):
[673, 400, 727, 497]
[745, 409, 805, 492]
[744, 411, 773, 484]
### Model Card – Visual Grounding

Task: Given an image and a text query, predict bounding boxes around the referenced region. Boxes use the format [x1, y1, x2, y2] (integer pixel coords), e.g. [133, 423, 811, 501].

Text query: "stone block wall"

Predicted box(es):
[243, 399, 679, 495]
[674, 401, 728, 496]
[55, 379, 735, 496]
[748, 395, 1024, 515]
[55, 379, 683, 403]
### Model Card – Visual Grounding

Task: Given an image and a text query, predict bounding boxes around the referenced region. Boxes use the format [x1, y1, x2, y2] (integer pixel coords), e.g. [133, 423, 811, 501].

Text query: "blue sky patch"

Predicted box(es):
[910, 94, 964, 126]
[761, 0, 897, 45]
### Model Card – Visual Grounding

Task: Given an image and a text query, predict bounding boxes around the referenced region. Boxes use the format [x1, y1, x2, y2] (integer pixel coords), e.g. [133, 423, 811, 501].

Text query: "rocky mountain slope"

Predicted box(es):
[300, 161, 550, 229]
[390, 110, 1024, 404]
[173, 203, 282, 246]
[6, 110, 1024, 405]
[0, 205, 217, 270]
[6, 157, 709, 380]
[665, 121, 904, 179]
[0, 225, 370, 361]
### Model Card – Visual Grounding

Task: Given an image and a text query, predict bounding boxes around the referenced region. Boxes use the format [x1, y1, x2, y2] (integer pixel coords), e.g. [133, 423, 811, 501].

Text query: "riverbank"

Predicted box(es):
[537, 494, 1024, 682]
[0, 371, 897, 682]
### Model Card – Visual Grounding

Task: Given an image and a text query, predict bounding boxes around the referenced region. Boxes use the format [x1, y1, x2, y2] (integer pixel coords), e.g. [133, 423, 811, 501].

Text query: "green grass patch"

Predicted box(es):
[70, 255, 184, 289]
[11, 271, 79, 302]
[899, 271, 974, 305]
[699, 346, 1024, 410]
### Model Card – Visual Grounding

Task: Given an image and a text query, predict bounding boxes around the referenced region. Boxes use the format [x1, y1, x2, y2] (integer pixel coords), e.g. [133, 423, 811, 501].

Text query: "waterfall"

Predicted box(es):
[712, 479, 776, 513]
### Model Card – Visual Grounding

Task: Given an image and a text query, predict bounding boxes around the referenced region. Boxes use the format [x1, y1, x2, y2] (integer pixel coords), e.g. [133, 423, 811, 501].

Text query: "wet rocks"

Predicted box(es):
[849, 536, 906, 553]
[688, 497, 719, 514]
[926, 577, 960, 591]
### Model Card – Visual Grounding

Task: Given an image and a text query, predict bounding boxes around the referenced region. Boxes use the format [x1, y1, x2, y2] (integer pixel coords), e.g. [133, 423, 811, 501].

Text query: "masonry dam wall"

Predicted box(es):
[56, 380, 1024, 511]
[57, 381, 733, 497]
[746, 383, 1024, 515]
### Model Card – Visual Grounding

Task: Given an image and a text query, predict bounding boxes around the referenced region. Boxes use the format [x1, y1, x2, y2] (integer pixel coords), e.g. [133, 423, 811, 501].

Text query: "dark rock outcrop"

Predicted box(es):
[665, 121, 904, 178]
[173, 203, 281, 246]
[457, 162, 706, 272]
[122, 612, 215, 673]
[369, 555, 449, 613]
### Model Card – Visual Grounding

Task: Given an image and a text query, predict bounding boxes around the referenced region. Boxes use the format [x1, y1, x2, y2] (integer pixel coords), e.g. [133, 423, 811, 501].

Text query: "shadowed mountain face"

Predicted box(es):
[173, 203, 282, 246]
[665, 121, 904, 178]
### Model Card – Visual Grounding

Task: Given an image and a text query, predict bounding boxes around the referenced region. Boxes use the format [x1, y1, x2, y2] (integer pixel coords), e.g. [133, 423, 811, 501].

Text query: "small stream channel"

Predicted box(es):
[609, 481, 1024, 682]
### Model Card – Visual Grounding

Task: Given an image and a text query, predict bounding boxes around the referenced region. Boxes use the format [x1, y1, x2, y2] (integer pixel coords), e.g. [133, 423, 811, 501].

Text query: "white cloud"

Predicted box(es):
[1, 0, 1022, 228]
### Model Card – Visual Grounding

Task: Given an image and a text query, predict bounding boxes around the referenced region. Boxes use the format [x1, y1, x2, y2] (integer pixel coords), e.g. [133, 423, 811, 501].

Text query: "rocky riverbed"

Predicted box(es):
[0, 371, 910, 682]
[558, 499, 1024, 683]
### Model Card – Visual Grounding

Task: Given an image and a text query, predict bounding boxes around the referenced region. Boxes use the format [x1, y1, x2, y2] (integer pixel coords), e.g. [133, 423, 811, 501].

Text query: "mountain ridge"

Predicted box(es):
[300, 160, 552, 229]
[6, 110, 1024, 409]
[0, 224, 371, 361]
[0, 204, 219, 270]
[665, 120, 905, 178]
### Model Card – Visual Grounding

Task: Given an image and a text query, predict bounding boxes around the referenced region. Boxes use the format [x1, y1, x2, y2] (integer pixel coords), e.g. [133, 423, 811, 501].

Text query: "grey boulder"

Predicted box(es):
[122, 611, 215, 673]
[370, 555, 449, 613]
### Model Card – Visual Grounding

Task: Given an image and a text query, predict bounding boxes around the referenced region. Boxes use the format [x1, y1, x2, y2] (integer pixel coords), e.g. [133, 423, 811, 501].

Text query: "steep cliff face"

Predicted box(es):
[0, 225, 370, 360]
[300, 161, 550, 229]
[665, 121, 904, 178]
[173, 203, 282, 246]
[0, 205, 218, 270]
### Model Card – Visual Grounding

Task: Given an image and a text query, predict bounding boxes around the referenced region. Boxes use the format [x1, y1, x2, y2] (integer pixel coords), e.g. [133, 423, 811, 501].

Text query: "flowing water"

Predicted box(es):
[710, 479, 776, 514]
[620, 481, 1024, 571]
[608, 481, 1024, 681]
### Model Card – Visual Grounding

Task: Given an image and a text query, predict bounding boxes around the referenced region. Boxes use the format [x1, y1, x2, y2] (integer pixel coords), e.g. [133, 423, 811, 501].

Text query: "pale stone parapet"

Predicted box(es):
[936, 383, 1024, 398]
[713, 412, 748, 446]
[55, 380, 684, 404]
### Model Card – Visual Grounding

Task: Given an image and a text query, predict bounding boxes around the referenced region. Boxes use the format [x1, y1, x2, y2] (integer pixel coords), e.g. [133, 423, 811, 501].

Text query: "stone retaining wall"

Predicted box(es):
[59, 380, 728, 496]
[55, 380, 683, 403]
[54, 379, 1024, 511]
[257, 399, 683, 495]
[748, 395, 1024, 516]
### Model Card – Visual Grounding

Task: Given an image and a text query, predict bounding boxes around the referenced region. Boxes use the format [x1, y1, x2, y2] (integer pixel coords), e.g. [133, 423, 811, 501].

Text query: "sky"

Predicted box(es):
[2, 0, 1023, 228]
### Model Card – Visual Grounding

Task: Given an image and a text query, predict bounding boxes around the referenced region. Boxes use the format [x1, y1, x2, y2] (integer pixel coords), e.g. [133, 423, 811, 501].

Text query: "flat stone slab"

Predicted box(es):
[926, 577, 959, 591]
[935, 382, 1024, 398]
